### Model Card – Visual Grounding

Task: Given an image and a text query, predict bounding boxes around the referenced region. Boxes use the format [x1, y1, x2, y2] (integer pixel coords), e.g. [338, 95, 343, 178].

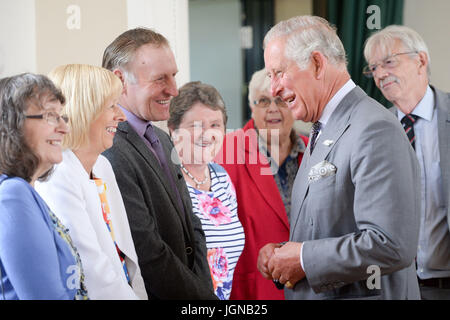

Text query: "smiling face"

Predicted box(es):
[251, 88, 294, 143]
[23, 95, 69, 179]
[87, 95, 126, 154]
[264, 37, 322, 123]
[122, 44, 179, 121]
[171, 103, 225, 165]
[368, 40, 429, 111]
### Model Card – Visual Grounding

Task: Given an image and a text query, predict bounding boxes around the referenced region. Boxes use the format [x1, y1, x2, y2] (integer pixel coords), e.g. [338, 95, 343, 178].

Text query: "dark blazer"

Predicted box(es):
[103, 121, 216, 299]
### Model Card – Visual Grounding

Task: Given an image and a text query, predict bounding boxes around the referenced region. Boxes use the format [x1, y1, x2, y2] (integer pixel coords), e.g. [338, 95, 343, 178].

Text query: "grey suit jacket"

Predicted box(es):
[103, 121, 216, 299]
[287, 86, 421, 300]
[390, 86, 450, 233]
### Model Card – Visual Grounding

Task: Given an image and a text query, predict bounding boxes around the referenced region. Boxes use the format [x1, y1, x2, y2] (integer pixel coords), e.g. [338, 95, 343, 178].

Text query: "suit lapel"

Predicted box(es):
[246, 153, 290, 229]
[118, 122, 191, 234]
[290, 87, 365, 233]
[241, 121, 290, 228]
[433, 87, 450, 209]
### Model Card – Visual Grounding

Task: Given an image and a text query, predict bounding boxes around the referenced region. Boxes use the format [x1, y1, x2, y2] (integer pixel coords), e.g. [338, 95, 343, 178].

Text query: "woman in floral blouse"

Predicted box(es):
[168, 81, 245, 300]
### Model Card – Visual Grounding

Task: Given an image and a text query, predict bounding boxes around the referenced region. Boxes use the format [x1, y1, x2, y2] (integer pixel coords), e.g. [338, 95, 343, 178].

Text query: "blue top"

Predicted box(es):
[0, 175, 88, 300]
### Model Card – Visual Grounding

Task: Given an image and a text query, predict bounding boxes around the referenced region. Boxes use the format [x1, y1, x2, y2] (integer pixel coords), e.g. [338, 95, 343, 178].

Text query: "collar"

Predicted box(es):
[119, 104, 151, 137]
[397, 85, 434, 122]
[319, 79, 356, 127]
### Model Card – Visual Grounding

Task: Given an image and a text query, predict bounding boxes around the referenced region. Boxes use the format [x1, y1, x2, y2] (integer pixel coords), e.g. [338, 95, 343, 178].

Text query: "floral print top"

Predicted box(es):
[186, 163, 245, 300]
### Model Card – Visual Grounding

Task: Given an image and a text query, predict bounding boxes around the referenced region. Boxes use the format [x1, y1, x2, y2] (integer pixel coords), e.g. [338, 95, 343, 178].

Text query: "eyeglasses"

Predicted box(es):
[363, 51, 418, 78]
[25, 111, 69, 126]
[253, 96, 287, 109]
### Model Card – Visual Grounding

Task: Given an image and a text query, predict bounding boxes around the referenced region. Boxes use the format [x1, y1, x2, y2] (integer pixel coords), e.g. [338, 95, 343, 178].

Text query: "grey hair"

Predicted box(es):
[248, 68, 271, 105]
[364, 25, 431, 79]
[0, 73, 65, 182]
[168, 81, 227, 130]
[264, 15, 347, 70]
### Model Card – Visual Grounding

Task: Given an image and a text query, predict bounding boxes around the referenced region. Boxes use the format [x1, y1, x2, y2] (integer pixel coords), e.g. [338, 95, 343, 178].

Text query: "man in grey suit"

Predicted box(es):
[257, 16, 421, 299]
[364, 25, 450, 299]
[102, 28, 216, 299]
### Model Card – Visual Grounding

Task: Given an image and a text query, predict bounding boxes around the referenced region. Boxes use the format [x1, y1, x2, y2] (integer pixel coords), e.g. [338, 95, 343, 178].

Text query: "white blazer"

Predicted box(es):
[36, 150, 148, 300]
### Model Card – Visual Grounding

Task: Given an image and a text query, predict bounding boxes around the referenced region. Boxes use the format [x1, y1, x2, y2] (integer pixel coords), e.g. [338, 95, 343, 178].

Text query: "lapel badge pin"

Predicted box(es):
[323, 139, 334, 147]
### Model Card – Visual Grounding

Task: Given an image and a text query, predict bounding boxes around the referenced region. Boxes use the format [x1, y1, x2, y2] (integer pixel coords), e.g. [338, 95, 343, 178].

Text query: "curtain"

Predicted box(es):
[241, 0, 274, 121]
[327, 0, 404, 108]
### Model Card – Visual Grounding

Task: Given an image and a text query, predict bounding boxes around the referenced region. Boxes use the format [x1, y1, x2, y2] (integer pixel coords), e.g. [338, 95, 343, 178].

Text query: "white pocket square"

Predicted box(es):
[308, 160, 337, 183]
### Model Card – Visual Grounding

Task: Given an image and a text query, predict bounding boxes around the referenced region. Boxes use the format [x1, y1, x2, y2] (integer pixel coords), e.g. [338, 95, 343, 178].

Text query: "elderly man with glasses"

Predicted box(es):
[364, 25, 450, 300]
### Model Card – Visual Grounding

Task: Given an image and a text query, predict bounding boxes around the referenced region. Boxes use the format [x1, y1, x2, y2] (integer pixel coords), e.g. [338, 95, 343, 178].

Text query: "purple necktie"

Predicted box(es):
[144, 124, 185, 213]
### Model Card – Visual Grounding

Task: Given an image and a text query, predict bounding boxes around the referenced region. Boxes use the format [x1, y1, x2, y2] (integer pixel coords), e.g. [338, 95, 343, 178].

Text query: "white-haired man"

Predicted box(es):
[257, 15, 421, 299]
[364, 25, 450, 300]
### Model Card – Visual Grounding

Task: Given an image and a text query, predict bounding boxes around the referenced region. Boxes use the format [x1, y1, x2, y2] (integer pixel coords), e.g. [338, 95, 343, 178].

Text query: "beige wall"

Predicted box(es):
[404, 0, 450, 92]
[275, 0, 312, 23]
[127, 0, 190, 88]
[0, 0, 36, 77]
[35, 0, 127, 75]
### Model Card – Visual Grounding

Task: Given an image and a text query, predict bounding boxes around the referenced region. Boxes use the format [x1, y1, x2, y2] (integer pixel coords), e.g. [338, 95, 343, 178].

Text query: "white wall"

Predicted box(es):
[0, 0, 36, 77]
[404, 0, 450, 92]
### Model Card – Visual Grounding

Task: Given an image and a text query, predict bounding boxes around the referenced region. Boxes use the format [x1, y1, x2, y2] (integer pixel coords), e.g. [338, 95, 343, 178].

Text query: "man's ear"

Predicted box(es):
[311, 51, 327, 80]
[113, 69, 127, 94]
[417, 51, 429, 75]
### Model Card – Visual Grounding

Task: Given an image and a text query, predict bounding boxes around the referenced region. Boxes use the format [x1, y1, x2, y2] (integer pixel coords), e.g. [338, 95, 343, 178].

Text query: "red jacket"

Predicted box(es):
[215, 119, 308, 300]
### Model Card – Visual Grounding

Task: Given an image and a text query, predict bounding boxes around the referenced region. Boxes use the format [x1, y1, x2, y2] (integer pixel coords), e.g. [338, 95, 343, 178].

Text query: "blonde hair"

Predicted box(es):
[48, 64, 123, 150]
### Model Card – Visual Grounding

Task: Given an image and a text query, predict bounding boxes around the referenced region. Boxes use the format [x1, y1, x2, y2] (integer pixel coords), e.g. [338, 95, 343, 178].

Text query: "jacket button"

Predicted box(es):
[186, 247, 193, 255]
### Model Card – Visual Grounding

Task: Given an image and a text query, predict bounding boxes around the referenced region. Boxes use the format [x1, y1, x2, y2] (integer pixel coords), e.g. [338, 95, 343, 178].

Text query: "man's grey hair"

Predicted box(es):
[364, 25, 431, 79]
[263, 15, 347, 70]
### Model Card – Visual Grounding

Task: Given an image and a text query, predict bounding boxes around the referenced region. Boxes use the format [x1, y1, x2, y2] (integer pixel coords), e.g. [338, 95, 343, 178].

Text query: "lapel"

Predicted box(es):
[290, 87, 366, 233]
[118, 121, 191, 234]
[432, 86, 450, 206]
[242, 120, 290, 228]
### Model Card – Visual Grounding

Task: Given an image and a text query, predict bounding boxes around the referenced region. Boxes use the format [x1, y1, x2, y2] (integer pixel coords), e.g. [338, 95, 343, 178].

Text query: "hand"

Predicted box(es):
[268, 242, 306, 288]
[257, 243, 283, 280]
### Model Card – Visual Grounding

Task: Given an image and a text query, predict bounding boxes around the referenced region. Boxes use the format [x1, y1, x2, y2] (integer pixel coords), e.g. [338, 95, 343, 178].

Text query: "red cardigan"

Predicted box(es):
[215, 119, 308, 300]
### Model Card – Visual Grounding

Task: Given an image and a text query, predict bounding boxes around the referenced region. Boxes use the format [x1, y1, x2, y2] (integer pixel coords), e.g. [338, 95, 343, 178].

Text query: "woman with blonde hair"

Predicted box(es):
[36, 64, 147, 299]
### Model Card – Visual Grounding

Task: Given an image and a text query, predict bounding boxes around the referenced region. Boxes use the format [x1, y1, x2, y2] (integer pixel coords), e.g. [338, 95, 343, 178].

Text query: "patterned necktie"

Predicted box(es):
[309, 121, 322, 155]
[400, 114, 419, 150]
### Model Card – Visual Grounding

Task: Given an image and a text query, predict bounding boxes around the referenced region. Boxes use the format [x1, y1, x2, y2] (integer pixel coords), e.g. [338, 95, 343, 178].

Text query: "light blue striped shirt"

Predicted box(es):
[398, 86, 450, 279]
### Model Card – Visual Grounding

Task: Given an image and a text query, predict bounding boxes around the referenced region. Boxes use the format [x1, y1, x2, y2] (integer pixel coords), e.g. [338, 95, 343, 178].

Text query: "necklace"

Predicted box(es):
[180, 164, 209, 188]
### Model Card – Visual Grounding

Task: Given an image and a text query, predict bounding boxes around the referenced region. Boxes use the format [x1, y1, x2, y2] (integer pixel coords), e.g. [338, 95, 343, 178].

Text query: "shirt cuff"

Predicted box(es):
[300, 242, 305, 271]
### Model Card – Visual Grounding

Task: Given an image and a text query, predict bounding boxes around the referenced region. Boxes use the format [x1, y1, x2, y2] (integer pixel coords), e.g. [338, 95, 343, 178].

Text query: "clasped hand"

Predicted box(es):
[256, 242, 306, 289]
